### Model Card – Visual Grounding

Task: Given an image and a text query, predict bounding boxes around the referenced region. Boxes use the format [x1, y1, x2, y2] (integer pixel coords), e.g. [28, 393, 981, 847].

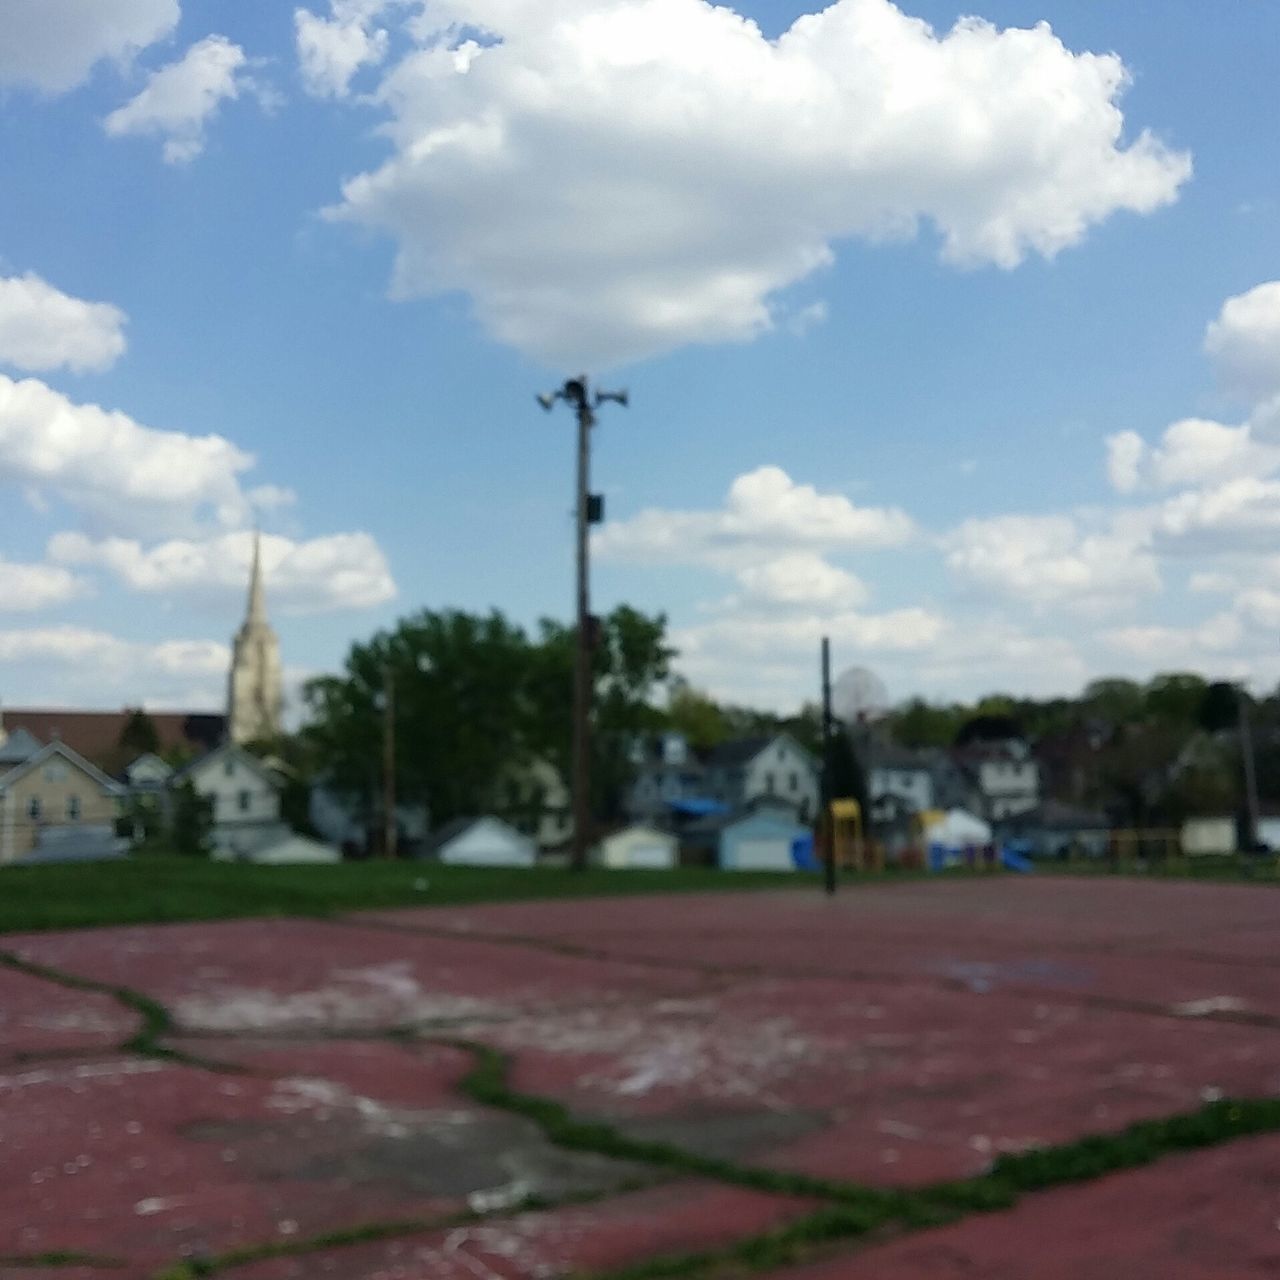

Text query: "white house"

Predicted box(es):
[705, 735, 819, 823]
[868, 746, 935, 818]
[597, 824, 678, 869]
[427, 816, 537, 867]
[957, 742, 1040, 821]
[181, 743, 282, 858]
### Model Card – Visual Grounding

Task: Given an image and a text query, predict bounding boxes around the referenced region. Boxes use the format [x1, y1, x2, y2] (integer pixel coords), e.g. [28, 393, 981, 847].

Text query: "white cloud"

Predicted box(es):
[1106, 430, 1146, 494]
[944, 513, 1159, 611]
[328, 0, 1190, 366]
[1107, 417, 1280, 495]
[103, 35, 253, 163]
[1204, 280, 1280, 404]
[908, 620, 1089, 700]
[0, 274, 128, 374]
[1103, 613, 1246, 666]
[0, 559, 85, 612]
[49, 529, 396, 613]
[596, 465, 913, 566]
[0, 625, 230, 708]
[0, 0, 178, 93]
[0, 373, 253, 534]
[1148, 476, 1280, 555]
[735, 552, 868, 609]
[296, 1, 393, 98]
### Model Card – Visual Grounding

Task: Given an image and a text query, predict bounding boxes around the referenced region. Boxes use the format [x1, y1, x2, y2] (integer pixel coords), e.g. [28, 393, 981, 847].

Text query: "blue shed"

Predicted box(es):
[718, 805, 810, 872]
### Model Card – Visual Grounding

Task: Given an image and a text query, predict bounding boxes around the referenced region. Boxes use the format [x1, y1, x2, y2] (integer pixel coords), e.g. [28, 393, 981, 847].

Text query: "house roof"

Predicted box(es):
[0, 727, 42, 766]
[705, 733, 815, 769]
[177, 742, 280, 789]
[426, 815, 530, 854]
[0, 739, 125, 796]
[1, 708, 224, 772]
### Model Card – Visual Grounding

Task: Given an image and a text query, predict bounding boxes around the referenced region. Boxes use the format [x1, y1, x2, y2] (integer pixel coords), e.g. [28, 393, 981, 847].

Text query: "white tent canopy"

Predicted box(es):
[923, 808, 992, 847]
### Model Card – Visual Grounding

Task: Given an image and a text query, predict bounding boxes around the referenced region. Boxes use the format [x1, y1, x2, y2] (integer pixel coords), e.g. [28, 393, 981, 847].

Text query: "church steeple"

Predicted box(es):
[245, 530, 267, 627]
[227, 531, 283, 745]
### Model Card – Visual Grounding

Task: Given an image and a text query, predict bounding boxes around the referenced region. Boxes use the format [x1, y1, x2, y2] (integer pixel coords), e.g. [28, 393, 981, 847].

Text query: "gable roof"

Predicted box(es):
[178, 742, 280, 789]
[1, 708, 224, 772]
[0, 727, 42, 766]
[0, 740, 125, 796]
[426, 815, 530, 854]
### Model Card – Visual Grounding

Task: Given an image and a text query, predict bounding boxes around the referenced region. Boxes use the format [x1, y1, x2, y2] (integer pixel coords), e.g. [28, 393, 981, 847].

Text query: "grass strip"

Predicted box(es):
[0, 859, 816, 936]
[452, 1039, 898, 1212]
[0, 950, 242, 1072]
[0, 1254, 128, 1269]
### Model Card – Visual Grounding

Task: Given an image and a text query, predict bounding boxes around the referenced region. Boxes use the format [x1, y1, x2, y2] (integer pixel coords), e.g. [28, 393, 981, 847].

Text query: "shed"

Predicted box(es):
[1182, 816, 1236, 856]
[597, 824, 678, 870]
[718, 806, 810, 872]
[428, 816, 537, 868]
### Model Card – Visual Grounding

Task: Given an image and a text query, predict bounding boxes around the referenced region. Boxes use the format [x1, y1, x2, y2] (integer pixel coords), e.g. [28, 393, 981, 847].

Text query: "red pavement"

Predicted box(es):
[1, 877, 1279, 1277]
[768, 1133, 1280, 1279]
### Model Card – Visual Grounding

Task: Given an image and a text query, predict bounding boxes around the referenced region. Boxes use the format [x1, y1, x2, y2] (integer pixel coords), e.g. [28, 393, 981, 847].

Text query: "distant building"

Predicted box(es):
[704, 735, 819, 823]
[625, 731, 711, 823]
[0, 708, 223, 775]
[0, 740, 125, 863]
[227, 533, 283, 745]
[955, 740, 1040, 821]
[596, 824, 679, 870]
[867, 744, 935, 820]
[424, 816, 537, 867]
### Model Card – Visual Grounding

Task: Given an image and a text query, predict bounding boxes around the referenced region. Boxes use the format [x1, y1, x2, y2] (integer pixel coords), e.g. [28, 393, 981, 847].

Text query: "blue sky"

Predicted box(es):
[1, 0, 1279, 714]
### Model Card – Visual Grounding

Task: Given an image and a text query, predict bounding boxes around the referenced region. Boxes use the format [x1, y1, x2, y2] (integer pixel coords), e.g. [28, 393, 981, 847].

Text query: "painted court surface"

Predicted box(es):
[2, 877, 1279, 1278]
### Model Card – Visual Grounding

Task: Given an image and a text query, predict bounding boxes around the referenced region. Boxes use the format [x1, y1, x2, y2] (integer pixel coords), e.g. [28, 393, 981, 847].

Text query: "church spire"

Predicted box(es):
[227, 529, 283, 745]
[245, 530, 267, 627]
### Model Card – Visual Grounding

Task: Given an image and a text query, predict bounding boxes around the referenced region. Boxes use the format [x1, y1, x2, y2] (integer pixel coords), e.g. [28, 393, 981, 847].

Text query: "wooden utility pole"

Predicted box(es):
[538, 377, 627, 871]
[382, 663, 397, 860]
[821, 637, 836, 896]
[1239, 689, 1260, 851]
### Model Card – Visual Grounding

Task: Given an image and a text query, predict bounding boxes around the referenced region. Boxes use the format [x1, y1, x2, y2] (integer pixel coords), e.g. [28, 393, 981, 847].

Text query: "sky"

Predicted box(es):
[1, 0, 1279, 716]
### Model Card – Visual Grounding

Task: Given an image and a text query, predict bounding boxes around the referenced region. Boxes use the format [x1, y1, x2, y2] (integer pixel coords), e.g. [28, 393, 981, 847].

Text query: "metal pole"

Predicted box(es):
[383, 663, 397, 860]
[1239, 689, 1260, 852]
[821, 636, 836, 896]
[571, 381, 594, 873]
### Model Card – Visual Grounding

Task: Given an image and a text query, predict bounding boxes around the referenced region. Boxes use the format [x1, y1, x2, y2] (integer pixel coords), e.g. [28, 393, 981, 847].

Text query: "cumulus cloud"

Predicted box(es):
[48, 529, 397, 613]
[1204, 280, 1280, 404]
[1108, 417, 1280, 498]
[944, 514, 1160, 611]
[0, 0, 178, 93]
[103, 34, 256, 163]
[0, 274, 128, 375]
[0, 373, 253, 534]
[296, 0, 394, 97]
[596, 465, 913, 567]
[0, 559, 85, 612]
[327, 0, 1190, 366]
[0, 625, 231, 707]
[735, 552, 868, 610]
[1148, 477, 1280, 555]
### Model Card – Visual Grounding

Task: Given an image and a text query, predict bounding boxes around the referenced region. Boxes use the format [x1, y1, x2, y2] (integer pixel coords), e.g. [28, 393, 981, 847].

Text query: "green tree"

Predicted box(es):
[170, 780, 214, 857]
[303, 604, 673, 831]
[666, 678, 730, 751]
[1144, 672, 1209, 726]
[119, 708, 160, 758]
[1082, 678, 1145, 725]
[1197, 681, 1241, 734]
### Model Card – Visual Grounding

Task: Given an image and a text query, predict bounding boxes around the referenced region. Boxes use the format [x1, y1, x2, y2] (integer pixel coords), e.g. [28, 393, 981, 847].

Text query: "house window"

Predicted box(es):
[224, 759, 235, 778]
[27, 795, 41, 820]
[66, 795, 81, 821]
[43, 761, 68, 782]
[765, 771, 775, 794]
[238, 789, 251, 813]
[789, 772, 799, 793]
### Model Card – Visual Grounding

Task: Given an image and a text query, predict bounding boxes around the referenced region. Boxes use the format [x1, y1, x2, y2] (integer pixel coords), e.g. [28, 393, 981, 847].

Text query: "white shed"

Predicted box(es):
[598, 825, 678, 870]
[430, 817, 537, 868]
[1182, 816, 1236, 856]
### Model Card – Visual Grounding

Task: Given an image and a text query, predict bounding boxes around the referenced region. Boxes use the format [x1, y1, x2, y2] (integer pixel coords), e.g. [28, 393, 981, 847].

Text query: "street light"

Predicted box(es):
[537, 375, 628, 872]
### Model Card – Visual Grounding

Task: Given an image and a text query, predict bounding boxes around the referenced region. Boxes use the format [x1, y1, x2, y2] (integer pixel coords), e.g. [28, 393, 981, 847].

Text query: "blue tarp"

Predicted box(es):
[668, 797, 731, 817]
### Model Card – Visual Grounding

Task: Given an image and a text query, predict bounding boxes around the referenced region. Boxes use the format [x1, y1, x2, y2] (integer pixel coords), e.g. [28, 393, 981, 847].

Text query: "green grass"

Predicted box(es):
[0, 857, 814, 935]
